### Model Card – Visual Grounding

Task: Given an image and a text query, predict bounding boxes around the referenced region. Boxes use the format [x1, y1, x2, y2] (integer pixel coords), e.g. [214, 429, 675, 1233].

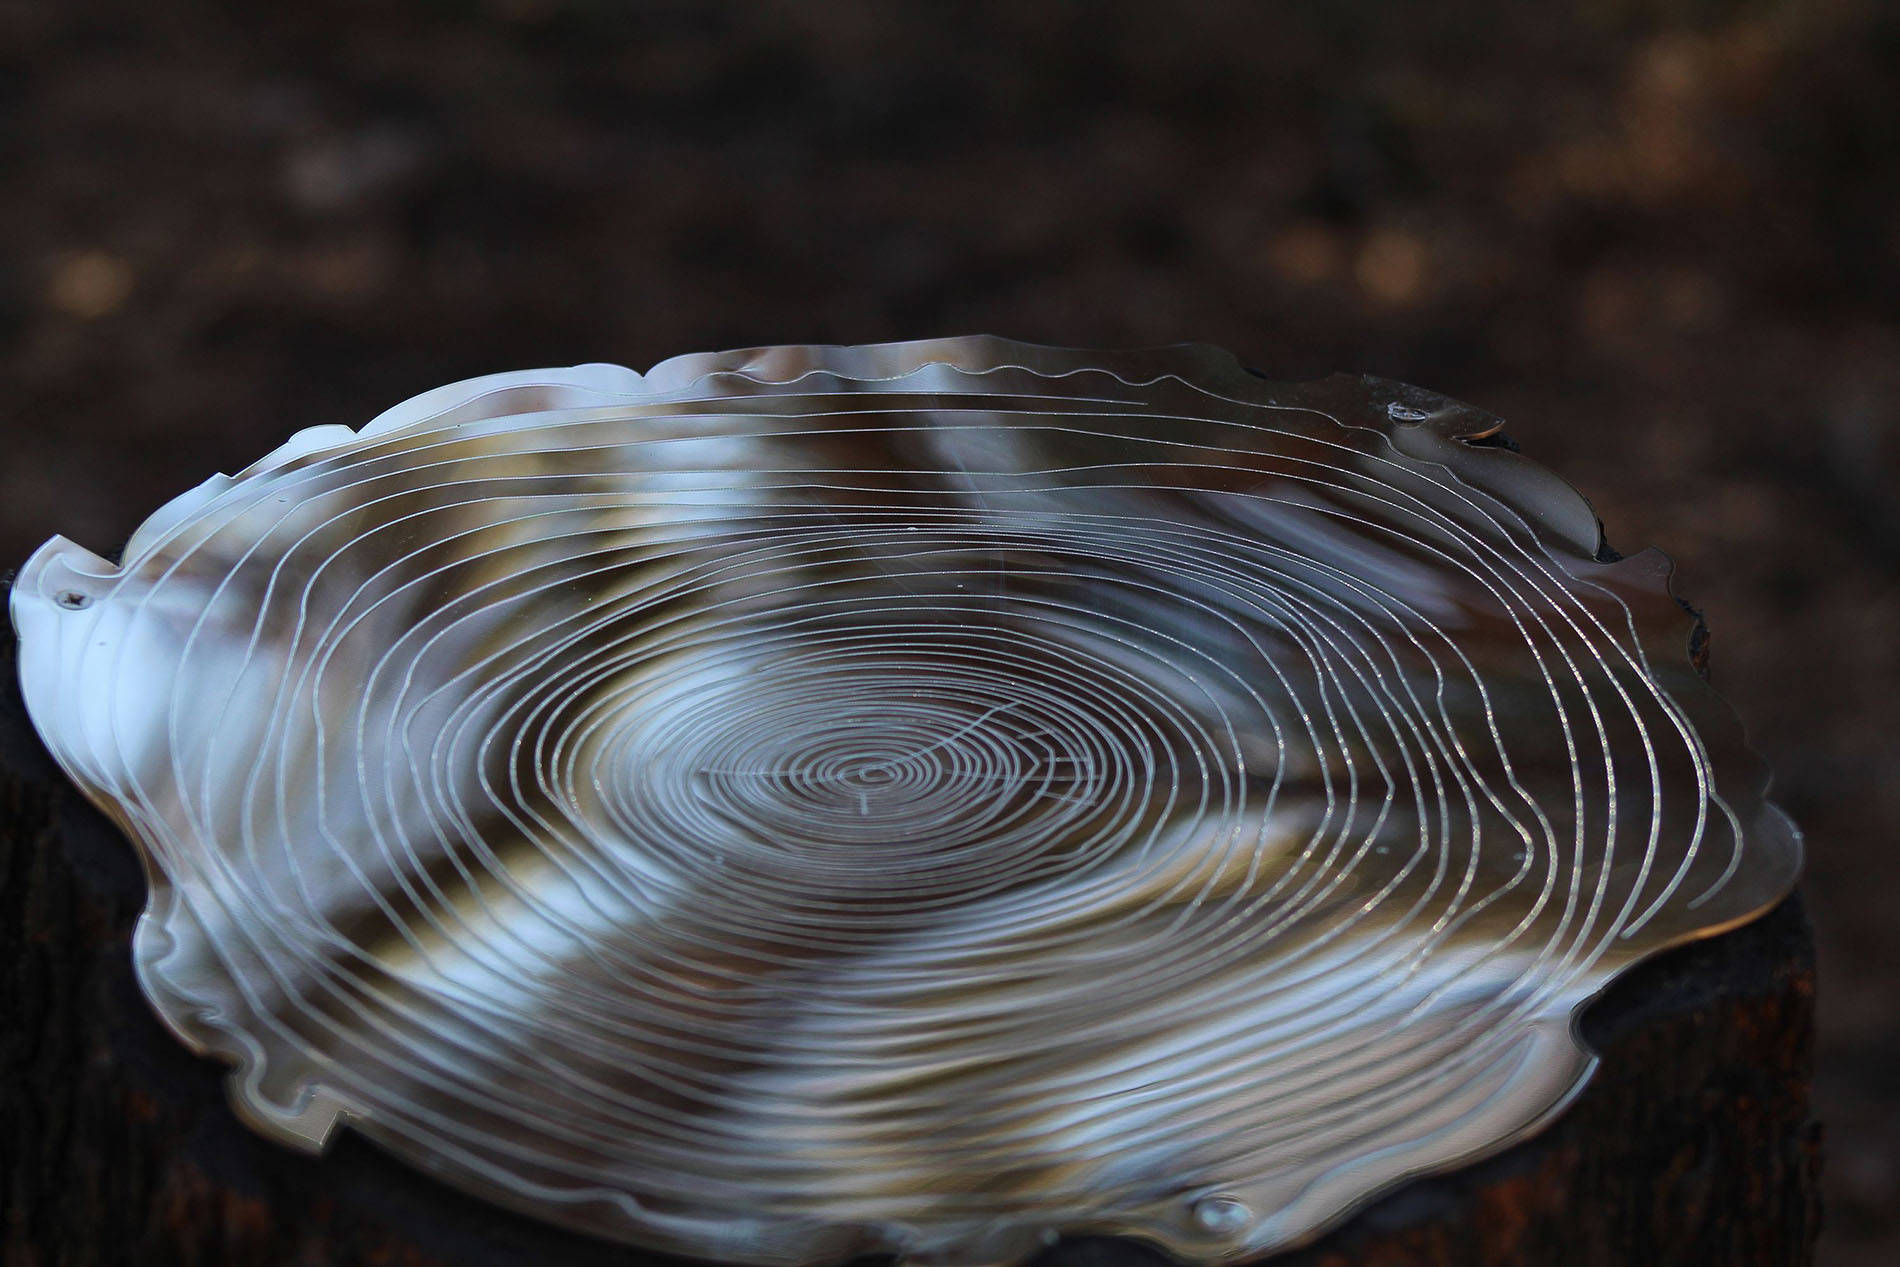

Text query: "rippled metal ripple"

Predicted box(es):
[11, 339, 1800, 1265]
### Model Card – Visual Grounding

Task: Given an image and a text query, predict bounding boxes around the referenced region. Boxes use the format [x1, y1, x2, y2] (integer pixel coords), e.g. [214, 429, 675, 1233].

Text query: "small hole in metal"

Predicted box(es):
[1191, 1194, 1252, 1234]
[1386, 402, 1431, 423]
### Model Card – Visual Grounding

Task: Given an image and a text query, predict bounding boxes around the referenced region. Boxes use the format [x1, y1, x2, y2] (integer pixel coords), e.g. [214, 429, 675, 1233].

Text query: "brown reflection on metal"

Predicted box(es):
[11, 338, 1800, 1265]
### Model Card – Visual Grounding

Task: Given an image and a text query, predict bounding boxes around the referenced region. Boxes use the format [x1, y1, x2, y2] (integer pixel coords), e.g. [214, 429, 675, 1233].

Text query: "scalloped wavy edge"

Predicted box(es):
[9, 336, 1803, 1266]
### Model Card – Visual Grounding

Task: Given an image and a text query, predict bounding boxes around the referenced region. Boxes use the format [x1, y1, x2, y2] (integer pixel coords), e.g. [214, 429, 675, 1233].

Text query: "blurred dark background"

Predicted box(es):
[2, 1, 1895, 1261]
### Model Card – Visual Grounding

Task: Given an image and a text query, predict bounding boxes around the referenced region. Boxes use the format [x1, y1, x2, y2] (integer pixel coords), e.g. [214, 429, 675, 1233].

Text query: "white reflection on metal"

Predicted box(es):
[11, 339, 1800, 1265]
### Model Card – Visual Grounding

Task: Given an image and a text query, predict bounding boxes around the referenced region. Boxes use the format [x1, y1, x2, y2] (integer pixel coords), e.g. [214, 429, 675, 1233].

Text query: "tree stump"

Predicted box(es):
[0, 579, 1822, 1267]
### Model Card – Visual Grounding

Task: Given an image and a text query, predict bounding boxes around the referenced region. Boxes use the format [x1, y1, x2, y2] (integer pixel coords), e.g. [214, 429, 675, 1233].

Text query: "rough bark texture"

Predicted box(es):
[0, 581, 1821, 1267]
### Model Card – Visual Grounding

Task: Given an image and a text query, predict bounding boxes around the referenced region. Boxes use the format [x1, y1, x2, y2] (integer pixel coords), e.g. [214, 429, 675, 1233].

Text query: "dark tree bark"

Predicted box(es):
[1, 581, 1821, 1267]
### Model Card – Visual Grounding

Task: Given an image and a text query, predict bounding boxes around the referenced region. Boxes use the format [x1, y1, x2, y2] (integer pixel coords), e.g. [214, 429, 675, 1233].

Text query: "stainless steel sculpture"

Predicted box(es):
[10, 338, 1800, 1265]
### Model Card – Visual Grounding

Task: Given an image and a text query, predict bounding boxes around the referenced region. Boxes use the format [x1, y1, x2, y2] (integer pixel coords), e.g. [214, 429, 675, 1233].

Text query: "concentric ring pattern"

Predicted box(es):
[10, 339, 1800, 1265]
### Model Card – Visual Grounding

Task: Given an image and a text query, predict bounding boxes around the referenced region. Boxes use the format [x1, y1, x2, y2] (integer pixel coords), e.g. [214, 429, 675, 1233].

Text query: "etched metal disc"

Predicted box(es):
[10, 339, 1800, 1264]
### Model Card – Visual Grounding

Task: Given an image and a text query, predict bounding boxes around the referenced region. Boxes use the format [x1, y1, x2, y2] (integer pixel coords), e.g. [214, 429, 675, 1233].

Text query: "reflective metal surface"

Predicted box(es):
[10, 338, 1801, 1265]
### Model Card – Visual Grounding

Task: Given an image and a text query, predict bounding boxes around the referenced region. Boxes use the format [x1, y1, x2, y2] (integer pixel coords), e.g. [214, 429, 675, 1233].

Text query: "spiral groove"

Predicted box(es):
[11, 339, 1800, 1264]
